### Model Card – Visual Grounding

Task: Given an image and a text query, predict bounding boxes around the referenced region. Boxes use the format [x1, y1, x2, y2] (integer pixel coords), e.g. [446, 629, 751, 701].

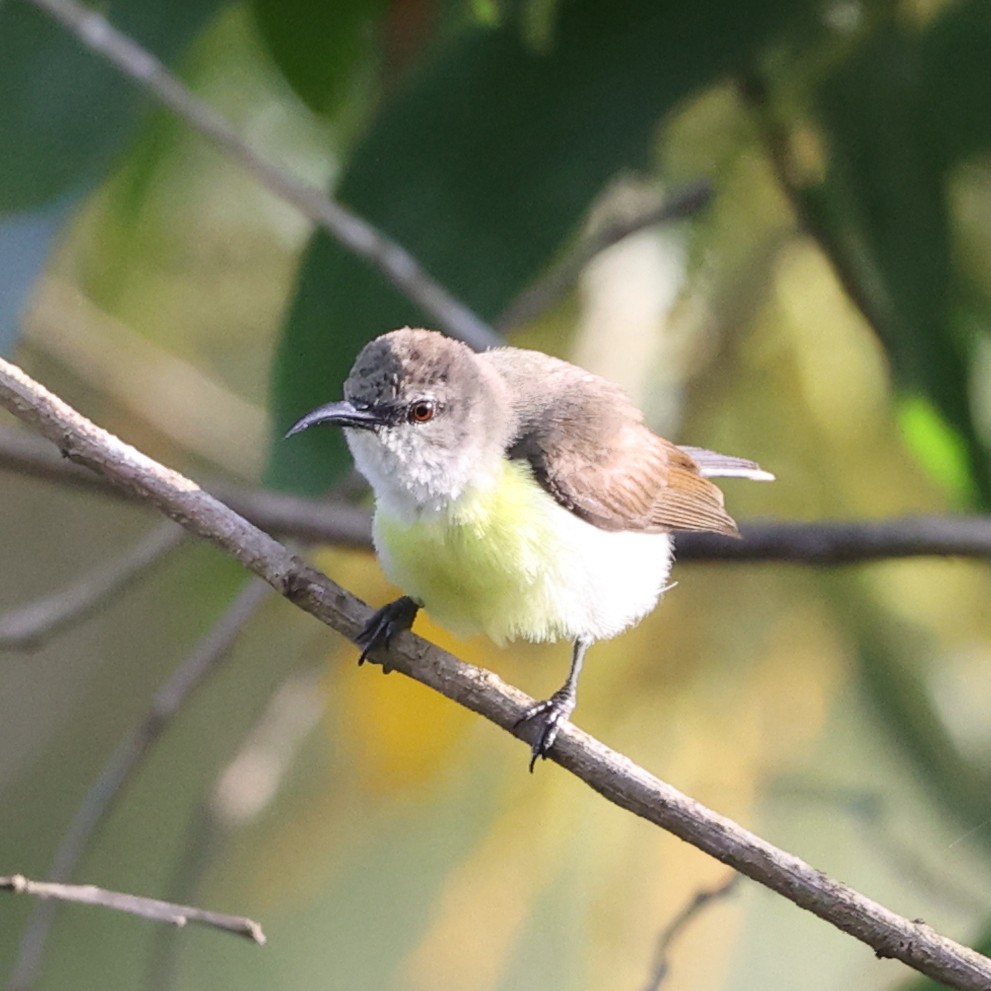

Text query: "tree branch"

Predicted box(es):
[684, 517, 991, 563]
[6, 578, 273, 990]
[20, 0, 498, 352]
[3, 356, 991, 989]
[0, 875, 265, 945]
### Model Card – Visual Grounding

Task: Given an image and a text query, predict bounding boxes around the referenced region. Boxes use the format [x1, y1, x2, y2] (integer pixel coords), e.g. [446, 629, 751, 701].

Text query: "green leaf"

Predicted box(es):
[923, 0, 991, 163]
[898, 395, 977, 505]
[0, 0, 224, 212]
[269, 0, 820, 493]
[250, 0, 389, 116]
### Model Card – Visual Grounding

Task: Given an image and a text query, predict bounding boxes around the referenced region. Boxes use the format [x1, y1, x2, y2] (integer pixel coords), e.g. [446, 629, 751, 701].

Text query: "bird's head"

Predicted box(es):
[286, 328, 510, 516]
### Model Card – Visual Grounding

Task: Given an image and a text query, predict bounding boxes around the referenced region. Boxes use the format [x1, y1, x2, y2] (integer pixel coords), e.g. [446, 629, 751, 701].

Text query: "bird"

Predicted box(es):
[286, 327, 773, 770]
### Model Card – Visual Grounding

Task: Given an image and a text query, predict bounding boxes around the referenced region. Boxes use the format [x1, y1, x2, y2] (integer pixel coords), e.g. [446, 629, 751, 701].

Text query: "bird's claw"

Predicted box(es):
[514, 688, 577, 772]
[355, 596, 419, 673]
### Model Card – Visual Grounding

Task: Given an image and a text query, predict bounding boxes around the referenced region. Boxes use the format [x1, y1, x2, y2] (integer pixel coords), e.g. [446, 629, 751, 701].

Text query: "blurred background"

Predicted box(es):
[2, 0, 991, 988]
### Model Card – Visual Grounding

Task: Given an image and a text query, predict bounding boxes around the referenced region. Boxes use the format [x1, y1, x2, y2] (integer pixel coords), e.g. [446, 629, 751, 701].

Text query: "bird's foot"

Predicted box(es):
[514, 687, 577, 772]
[355, 596, 419, 673]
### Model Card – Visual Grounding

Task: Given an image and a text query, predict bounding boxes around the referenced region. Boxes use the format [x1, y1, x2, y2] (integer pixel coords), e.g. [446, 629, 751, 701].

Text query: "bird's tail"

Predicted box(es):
[679, 446, 775, 482]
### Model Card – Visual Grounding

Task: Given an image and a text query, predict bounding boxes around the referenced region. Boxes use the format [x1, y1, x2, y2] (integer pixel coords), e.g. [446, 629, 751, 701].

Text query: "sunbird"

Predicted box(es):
[288, 328, 772, 769]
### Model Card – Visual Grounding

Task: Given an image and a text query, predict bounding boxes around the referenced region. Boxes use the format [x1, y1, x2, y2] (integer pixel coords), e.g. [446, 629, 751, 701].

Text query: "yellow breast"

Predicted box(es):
[372, 459, 674, 645]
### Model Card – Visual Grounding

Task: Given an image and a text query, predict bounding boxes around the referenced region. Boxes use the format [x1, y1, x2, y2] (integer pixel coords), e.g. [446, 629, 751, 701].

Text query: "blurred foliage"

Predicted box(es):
[0, 0, 224, 211]
[251, 0, 389, 115]
[788, 0, 991, 503]
[268, 0, 822, 491]
[0, 0, 222, 352]
[2, 1, 991, 990]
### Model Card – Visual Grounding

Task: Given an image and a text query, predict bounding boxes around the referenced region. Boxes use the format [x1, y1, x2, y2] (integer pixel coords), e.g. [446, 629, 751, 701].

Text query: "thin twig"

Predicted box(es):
[4, 424, 991, 563]
[0, 522, 185, 649]
[146, 669, 326, 991]
[20, 0, 498, 351]
[641, 874, 741, 991]
[4, 356, 991, 989]
[682, 517, 991, 563]
[0, 875, 265, 945]
[144, 806, 221, 991]
[6, 577, 273, 991]
[0, 425, 373, 550]
[496, 181, 713, 333]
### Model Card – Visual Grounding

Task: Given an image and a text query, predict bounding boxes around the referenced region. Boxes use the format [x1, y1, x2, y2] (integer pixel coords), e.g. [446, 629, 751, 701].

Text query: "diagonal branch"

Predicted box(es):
[20, 0, 498, 352]
[0, 875, 265, 945]
[3, 353, 991, 989]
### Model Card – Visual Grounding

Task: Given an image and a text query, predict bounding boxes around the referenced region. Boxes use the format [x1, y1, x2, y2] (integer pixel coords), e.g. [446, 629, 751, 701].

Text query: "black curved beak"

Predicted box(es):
[284, 400, 387, 438]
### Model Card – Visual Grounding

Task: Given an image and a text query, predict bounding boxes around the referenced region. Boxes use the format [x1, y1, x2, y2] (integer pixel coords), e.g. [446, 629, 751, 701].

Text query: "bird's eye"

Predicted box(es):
[408, 401, 435, 424]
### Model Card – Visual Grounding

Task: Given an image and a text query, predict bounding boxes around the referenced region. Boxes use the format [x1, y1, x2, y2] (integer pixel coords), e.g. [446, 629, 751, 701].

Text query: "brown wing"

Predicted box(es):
[484, 348, 739, 537]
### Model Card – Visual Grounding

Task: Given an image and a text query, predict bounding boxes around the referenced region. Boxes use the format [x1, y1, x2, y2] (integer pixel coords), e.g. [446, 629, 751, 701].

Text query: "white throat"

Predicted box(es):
[345, 426, 502, 521]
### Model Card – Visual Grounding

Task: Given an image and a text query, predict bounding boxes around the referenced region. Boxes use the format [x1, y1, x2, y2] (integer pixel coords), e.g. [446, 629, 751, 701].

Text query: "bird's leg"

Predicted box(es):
[354, 596, 420, 673]
[515, 637, 590, 772]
